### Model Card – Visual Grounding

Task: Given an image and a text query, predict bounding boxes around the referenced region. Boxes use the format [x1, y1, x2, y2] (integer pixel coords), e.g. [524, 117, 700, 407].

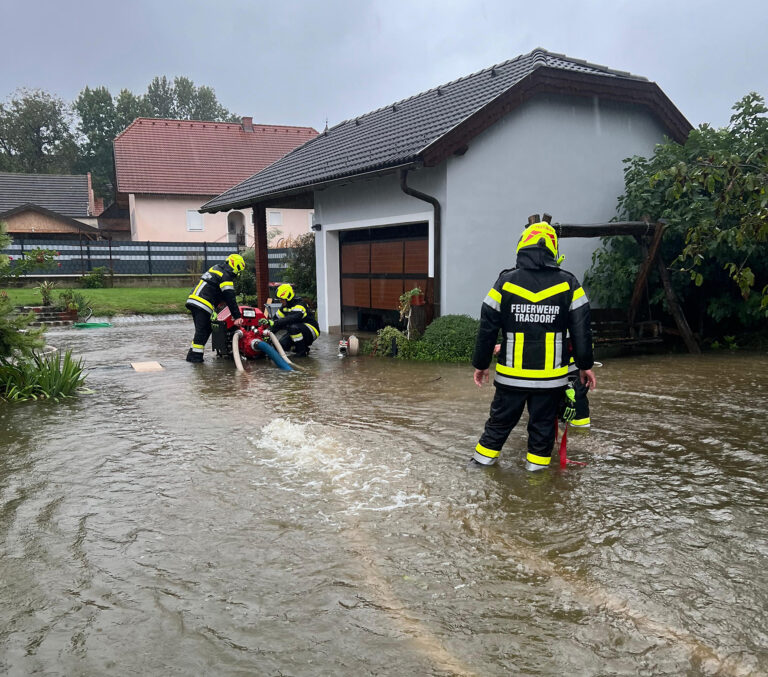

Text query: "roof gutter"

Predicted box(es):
[400, 168, 441, 318]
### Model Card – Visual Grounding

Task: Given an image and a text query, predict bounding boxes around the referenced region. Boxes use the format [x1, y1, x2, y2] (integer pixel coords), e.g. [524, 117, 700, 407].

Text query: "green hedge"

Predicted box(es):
[366, 314, 480, 363]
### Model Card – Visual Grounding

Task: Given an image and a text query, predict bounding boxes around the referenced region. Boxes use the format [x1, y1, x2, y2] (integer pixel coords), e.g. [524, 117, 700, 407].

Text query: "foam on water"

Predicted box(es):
[248, 418, 427, 515]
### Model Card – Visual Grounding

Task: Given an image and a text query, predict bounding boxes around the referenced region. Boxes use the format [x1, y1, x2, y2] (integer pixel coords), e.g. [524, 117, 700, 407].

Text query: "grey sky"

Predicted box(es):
[2, 0, 766, 132]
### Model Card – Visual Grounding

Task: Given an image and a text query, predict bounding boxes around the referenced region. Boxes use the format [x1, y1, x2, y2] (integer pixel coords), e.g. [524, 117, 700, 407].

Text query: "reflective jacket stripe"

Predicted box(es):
[220, 281, 234, 289]
[545, 332, 554, 371]
[187, 296, 214, 311]
[570, 287, 588, 311]
[502, 281, 570, 303]
[484, 287, 502, 311]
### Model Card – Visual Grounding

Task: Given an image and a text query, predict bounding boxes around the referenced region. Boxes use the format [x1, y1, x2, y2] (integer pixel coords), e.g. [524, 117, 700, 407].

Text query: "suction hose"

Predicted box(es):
[265, 332, 301, 370]
[252, 339, 293, 371]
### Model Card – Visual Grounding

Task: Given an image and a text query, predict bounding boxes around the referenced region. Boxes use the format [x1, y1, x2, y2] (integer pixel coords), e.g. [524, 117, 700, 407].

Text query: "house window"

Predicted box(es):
[187, 210, 204, 231]
[268, 211, 282, 226]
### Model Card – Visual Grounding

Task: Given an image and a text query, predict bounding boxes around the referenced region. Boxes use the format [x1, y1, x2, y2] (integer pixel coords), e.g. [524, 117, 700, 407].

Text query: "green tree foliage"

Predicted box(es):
[283, 233, 317, 297]
[0, 89, 78, 173]
[74, 76, 236, 199]
[585, 93, 768, 337]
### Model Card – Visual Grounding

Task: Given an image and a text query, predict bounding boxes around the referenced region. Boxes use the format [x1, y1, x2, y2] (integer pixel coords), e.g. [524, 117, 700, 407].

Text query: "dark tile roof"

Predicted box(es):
[0, 172, 91, 217]
[202, 48, 690, 213]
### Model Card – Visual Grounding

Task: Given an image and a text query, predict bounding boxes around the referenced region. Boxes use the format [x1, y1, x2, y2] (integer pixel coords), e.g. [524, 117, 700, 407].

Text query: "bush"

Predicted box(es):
[0, 349, 86, 402]
[410, 314, 479, 362]
[236, 247, 257, 300]
[365, 314, 479, 363]
[81, 266, 108, 288]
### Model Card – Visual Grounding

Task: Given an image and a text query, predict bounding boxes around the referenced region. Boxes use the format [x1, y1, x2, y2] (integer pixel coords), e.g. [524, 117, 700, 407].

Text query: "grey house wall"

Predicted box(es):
[442, 94, 667, 316]
[312, 92, 668, 332]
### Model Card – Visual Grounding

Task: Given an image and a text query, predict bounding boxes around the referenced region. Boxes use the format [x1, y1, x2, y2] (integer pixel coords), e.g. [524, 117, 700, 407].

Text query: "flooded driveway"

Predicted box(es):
[1, 320, 767, 676]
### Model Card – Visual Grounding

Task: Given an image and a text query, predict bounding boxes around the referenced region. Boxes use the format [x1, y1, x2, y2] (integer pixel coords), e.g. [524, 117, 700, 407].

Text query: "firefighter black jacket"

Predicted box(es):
[271, 296, 320, 332]
[185, 263, 241, 318]
[472, 247, 593, 390]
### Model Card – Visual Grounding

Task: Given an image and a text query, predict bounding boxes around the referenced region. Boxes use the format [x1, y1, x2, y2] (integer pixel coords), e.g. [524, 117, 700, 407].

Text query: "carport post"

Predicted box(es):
[252, 204, 270, 306]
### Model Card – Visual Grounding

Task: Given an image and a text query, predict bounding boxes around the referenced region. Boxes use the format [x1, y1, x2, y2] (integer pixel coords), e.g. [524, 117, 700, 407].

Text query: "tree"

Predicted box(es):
[284, 233, 317, 297]
[74, 86, 122, 197]
[585, 93, 768, 339]
[0, 89, 78, 174]
[75, 76, 236, 199]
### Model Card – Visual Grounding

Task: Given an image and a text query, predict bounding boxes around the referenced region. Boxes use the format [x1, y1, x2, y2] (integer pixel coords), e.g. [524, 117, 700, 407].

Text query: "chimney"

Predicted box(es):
[242, 116, 254, 132]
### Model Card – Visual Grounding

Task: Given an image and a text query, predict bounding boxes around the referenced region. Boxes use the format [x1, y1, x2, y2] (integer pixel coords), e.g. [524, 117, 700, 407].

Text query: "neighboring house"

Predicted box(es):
[113, 117, 318, 245]
[201, 48, 692, 333]
[0, 172, 102, 239]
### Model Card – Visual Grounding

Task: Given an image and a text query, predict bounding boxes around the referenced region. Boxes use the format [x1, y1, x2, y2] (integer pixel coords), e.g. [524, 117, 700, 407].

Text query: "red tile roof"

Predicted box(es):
[114, 118, 318, 196]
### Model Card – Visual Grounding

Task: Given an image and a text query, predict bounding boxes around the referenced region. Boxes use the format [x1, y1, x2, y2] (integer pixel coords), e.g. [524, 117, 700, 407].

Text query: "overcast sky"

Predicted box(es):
[2, 0, 766, 132]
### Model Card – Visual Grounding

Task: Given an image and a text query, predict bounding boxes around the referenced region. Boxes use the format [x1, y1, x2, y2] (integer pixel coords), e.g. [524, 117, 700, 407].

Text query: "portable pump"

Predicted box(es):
[211, 305, 271, 360]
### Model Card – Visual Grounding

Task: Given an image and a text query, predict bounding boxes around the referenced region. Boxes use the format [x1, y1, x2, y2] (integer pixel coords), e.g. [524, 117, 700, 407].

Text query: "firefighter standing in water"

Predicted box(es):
[262, 283, 320, 357]
[185, 253, 245, 362]
[472, 220, 596, 470]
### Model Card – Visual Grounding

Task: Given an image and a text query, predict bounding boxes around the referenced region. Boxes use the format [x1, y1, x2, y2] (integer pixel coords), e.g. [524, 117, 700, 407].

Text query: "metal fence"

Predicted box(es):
[2, 238, 293, 281]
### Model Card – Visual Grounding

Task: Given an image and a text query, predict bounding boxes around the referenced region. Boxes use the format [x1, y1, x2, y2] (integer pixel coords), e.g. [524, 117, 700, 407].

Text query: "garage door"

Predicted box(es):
[340, 223, 428, 311]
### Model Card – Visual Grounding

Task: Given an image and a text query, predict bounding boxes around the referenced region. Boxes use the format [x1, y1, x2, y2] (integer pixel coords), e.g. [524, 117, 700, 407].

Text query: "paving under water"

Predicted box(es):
[1, 322, 766, 676]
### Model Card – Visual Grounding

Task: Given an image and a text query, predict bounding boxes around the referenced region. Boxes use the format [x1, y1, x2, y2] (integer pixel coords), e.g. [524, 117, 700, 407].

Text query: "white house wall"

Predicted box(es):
[443, 94, 667, 317]
[313, 170, 445, 332]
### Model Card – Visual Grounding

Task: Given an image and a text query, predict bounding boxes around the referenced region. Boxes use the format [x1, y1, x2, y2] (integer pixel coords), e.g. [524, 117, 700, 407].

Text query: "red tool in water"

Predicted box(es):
[556, 421, 587, 469]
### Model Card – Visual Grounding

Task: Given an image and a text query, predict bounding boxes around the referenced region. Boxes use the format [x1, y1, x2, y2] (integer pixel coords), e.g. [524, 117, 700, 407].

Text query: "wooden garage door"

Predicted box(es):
[340, 224, 428, 310]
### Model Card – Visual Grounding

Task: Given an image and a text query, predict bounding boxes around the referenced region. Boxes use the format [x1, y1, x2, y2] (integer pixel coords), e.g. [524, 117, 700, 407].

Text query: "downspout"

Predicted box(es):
[400, 169, 441, 318]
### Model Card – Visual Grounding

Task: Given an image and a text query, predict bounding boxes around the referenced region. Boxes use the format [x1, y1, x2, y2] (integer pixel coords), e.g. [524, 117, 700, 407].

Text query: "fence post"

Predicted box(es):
[19, 237, 25, 260]
[147, 241, 152, 275]
[86, 240, 92, 271]
[79, 235, 85, 275]
[203, 242, 208, 269]
[108, 238, 114, 287]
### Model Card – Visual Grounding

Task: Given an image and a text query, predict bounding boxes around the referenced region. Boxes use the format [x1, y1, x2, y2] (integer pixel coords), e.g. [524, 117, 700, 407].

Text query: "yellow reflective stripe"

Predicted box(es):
[571, 418, 591, 426]
[545, 332, 554, 370]
[526, 452, 551, 466]
[514, 332, 524, 369]
[290, 333, 303, 340]
[220, 281, 234, 289]
[189, 295, 214, 310]
[487, 288, 502, 303]
[208, 267, 223, 277]
[191, 343, 204, 349]
[308, 324, 320, 338]
[502, 281, 570, 303]
[475, 443, 500, 459]
[572, 287, 585, 302]
[496, 363, 569, 378]
[192, 280, 206, 296]
[292, 305, 307, 317]
[277, 310, 285, 318]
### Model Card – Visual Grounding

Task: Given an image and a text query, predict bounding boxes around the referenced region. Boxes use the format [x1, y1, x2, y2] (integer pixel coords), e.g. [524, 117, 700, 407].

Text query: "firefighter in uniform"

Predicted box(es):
[185, 253, 245, 362]
[263, 283, 320, 357]
[472, 221, 596, 470]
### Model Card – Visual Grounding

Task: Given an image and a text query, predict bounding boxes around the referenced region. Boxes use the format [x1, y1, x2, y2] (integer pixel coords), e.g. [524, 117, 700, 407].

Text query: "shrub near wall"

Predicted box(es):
[367, 315, 481, 363]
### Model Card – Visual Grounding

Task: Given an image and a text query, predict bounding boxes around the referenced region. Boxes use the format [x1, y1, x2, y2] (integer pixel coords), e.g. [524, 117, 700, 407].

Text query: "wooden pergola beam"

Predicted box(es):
[628, 223, 665, 326]
[554, 221, 659, 238]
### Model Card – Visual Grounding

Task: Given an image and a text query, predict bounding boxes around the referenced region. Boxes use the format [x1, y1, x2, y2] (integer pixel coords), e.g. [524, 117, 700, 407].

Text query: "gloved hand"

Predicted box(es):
[559, 386, 576, 423]
[258, 317, 273, 327]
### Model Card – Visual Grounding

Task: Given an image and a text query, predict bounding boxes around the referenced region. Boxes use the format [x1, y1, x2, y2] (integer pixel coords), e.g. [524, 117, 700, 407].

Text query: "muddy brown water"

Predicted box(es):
[1, 321, 766, 676]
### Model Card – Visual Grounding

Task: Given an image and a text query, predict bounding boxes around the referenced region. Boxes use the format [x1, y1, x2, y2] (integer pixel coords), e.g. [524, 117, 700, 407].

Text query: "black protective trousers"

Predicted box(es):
[190, 307, 213, 352]
[477, 387, 562, 459]
[278, 323, 316, 356]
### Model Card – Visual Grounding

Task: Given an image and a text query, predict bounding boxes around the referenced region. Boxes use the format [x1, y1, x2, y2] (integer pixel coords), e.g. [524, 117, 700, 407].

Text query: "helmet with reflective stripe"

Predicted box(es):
[516, 222, 558, 259]
[276, 283, 294, 301]
[226, 253, 245, 273]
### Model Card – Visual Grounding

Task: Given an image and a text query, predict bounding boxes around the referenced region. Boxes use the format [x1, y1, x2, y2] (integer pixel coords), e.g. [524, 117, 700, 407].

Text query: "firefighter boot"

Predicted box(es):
[185, 349, 203, 363]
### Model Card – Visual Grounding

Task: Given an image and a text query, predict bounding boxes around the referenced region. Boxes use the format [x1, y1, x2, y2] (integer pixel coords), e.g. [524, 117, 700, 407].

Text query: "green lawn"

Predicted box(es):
[4, 287, 189, 316]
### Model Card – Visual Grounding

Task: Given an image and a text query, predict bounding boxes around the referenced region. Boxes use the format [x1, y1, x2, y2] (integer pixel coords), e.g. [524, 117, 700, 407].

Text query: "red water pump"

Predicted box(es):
[211, 305, 270, 359]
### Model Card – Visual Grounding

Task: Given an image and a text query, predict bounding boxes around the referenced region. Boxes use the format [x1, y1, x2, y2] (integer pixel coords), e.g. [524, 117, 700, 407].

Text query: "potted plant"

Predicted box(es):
[398, 287, 425, 339]
[35, 280, 57, 307]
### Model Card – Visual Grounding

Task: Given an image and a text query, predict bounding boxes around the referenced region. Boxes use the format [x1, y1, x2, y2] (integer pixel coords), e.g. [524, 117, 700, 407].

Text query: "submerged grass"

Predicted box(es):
[0, 350, 87, 402]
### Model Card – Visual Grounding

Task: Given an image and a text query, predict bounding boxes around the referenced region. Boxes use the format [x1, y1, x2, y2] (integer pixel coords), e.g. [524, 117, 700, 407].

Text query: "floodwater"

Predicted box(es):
[1, 321, 767, 676]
